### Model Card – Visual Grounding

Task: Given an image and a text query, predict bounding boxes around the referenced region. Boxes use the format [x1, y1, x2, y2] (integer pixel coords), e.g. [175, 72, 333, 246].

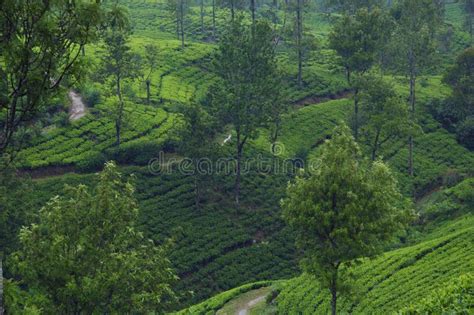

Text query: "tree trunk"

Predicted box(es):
[354, 87, 359, 140]
[0, 259, 3, 315]
[251, 0, 256, 23]
[372, 129, 381, 161]
[330, 268, 338, 315]
[212, 0, 216, 38]
[408, 52, 416, 177]
[296, 0, 303, 86]
[146, 80, 151, 104]
[200, 0, 205, 34]
[180, 0, 185, 48]
[81, 45, 85, 56]
[116, 76, 124, 148]
[231, 0, 235, 21]
[235, 131, 242, 208]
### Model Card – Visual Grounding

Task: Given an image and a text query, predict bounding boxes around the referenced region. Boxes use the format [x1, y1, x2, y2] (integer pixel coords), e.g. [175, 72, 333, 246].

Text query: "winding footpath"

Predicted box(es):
[237, 294, 267, 315]
[68, 90, 87, 121]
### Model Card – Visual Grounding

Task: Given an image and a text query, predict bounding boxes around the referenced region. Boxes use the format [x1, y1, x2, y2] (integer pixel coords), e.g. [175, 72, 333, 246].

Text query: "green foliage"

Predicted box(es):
[399, 273, 474, 314]
[7, 162, 177, 314]
[0, 0, 103, 153]
[274, 215, 474, 314]
[282, 124, 412, 314]
[357, 75, 414, 160]
[329, 8, 391, 80]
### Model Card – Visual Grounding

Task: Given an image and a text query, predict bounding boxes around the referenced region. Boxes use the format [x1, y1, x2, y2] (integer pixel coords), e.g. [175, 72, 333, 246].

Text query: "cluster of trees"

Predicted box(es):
[431, 47, 474, 149]
[328, 0, 443, 183]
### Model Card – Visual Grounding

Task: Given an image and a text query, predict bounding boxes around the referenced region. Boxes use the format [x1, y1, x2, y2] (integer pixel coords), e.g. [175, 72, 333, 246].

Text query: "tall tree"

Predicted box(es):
[142, 44, 159, 104]
[391, 0, 442, 177]
[357, 76, 414, 161]
[465, 0, 474, 43]
[100, 5, 141, 147]
[282, 124, 412, 315]
[7, 162, 177, 313]
[178, 103, 217, 209]
[0, 0, 103, 156]
[218, 0, 245, 20]
[329, 8, 392, 139]
[208, 17, 280, 207]
[167, 0, 188, 47]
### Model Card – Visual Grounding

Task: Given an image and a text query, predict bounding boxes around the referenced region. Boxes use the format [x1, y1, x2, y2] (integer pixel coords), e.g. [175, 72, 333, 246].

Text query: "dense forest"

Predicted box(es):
[0, 0, 473, 314]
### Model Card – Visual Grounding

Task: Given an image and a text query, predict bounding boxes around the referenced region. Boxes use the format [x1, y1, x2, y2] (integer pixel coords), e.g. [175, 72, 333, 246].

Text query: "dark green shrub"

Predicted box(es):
[456, 116, 474, 150]
[76, 151, 107, 172]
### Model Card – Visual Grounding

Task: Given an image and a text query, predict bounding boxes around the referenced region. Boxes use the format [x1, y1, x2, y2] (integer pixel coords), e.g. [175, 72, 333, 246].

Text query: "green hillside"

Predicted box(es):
[2, 0, 474, 313]
[178, 217, 474, 313]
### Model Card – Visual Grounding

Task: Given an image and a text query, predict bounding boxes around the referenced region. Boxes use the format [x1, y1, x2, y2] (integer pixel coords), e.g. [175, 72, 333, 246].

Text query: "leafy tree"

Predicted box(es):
[390, 0, 442, 176]
[142, 44, 160, 104]
[208, 17, 280, 207]
[464, 0, 474, 42]
[100, 5, 141, 147]
[8, 162, 177, 313]
[0, 0, 102, 156]
[357, 76, 414, 160]
[218, 0, 246, 20]
[285, 0, 317, 86]
[282, 124, 412, 315]
[0, 157, 34, 262]
[177, 103, 217, 209]
[443, 47, 474, 116]
[329, 8, 392, 139]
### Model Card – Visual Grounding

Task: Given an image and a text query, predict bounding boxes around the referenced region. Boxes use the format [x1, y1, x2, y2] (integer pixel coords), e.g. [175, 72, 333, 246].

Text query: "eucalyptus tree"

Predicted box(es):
[100, 5, 141, 147]
[390, 0, 442, 176]
[208, 17, 280, 207]
[142, 44, 159, 104]
[167, 0, 188, 47]
[329, 8, 391, 139]
[0, 0, 103, 156]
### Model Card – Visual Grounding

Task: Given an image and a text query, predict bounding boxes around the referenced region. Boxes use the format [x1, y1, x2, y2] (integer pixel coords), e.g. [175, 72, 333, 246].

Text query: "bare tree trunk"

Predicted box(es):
[354, 87, 359, 140]
[251, 0, 256, 23]
[0, 259, 3, 315]
[200, 0, 205, 34]
[231, 0, 235, 20]
[146, 80, 151, 104]
[235, 130, 243, 208]
[296, 0, 303, 86]
[180, 0, 185, 48]
[116, 76, 124, 147]
[372, 129, 381, 161]
[330, 268, 338, 315]
[212, 0, 216, 38]
[408, 51, 416, 178]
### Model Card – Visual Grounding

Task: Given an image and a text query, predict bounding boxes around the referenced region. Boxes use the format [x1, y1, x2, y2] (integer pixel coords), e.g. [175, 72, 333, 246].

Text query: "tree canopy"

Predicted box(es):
[8, 162, 177, 314]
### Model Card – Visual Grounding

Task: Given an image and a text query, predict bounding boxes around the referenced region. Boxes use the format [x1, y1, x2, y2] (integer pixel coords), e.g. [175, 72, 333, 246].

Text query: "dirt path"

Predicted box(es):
[237, 294, 267, 315]
[293, 89, 351, 107]
[68, 90, 87, 121]
[217, 287, 272, 315]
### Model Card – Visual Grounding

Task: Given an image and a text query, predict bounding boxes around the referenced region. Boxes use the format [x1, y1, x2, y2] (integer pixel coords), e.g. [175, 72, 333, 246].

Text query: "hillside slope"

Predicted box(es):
[176, 212, 474, 314]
